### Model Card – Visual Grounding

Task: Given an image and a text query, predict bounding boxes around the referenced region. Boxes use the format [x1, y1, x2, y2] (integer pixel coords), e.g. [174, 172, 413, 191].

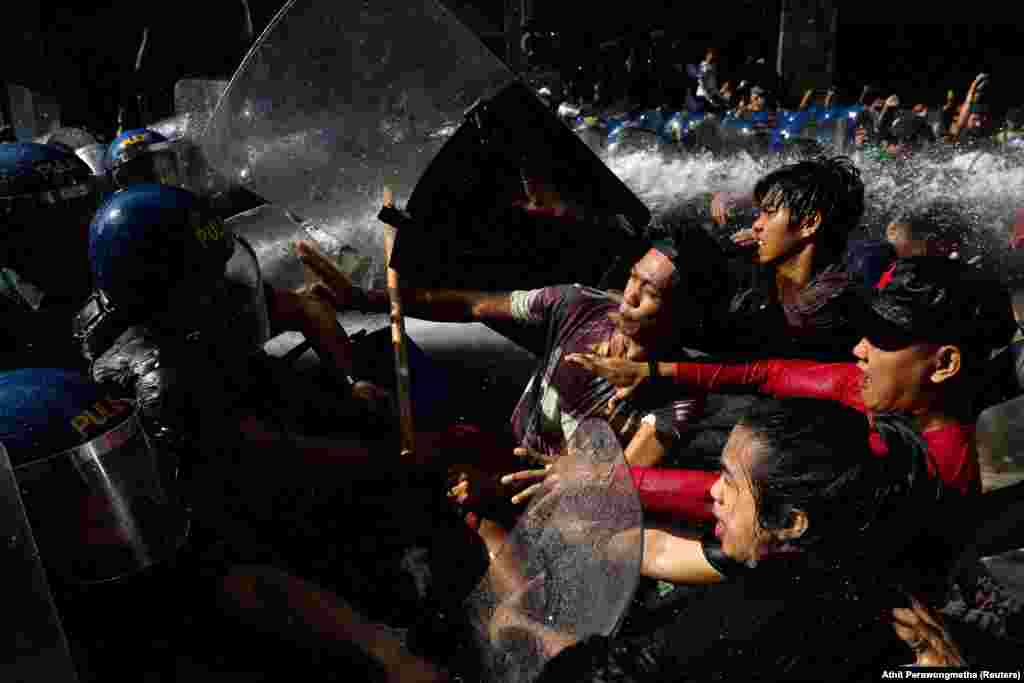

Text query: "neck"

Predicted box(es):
[774, 243, 817, 302]
[912, 402, 960, 433]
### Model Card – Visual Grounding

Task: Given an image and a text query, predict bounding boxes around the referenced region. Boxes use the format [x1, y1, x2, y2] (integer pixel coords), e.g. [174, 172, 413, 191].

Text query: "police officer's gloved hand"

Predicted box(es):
[91, 326, 182, 424]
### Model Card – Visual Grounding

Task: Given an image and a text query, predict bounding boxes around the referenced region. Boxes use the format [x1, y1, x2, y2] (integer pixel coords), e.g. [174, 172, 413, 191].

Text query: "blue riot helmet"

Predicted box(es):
[0, 368, 186, 583]
[75, 184, 271, 362]
[106, 128, 182, 190]
[0, 142, 99, 306]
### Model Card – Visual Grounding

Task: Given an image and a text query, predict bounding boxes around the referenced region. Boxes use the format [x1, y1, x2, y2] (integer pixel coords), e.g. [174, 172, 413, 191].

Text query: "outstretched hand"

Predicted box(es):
[294, 241, 361, 311]
[892, 596, 966, 667]
[565, 352, 650, 404]
[500, 465, 556, 506]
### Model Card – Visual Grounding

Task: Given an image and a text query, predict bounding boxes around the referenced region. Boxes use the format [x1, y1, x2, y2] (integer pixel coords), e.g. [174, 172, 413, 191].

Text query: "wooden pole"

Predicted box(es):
[381, 187, 416, 461]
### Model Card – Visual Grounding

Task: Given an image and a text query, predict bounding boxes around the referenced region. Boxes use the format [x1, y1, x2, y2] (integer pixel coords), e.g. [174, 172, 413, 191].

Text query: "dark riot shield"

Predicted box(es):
[200, 0, 514, 292]
[13, 405, 187, 585]
[0, 445, 79, 682]
[389, 80, 651, 290]
[466, 419, 644, 683]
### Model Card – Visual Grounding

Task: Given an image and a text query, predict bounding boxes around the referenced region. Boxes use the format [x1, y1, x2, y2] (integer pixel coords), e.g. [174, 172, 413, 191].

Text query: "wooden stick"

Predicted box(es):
[381, 187, 416, 461]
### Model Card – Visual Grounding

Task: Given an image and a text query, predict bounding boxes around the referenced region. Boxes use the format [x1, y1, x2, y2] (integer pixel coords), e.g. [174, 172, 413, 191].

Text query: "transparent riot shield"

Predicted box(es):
[12, 404, 188, 585]
[7, 84, 61, 141]
[200, 0, 515, 292]
[466, 419, 644, 683]
[74, 143, 107, 178]
[0, 444, 79, 682]
[37, 127, 98, 151]
[173, 79, 229, 139]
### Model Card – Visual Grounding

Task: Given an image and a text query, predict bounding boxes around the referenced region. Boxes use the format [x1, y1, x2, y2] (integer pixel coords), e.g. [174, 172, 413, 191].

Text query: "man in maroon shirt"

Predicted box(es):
[296, 220, 726, 472]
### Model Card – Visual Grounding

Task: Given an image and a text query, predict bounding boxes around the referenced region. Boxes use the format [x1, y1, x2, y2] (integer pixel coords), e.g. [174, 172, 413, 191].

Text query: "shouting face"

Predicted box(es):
[709, 425, 768, 565]
[853, 336, 944, 415]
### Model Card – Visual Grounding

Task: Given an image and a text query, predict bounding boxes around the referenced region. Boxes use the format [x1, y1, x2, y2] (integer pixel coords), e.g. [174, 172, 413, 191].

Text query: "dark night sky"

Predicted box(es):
[7, 1, 1024, 135]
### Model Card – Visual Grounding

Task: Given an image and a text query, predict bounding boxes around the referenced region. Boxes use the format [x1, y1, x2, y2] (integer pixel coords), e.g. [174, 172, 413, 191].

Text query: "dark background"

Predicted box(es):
[4, 1, 1023, 137]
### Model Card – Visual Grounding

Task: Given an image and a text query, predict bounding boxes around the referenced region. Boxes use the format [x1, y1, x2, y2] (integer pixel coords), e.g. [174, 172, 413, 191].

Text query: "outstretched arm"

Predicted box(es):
[567, 355, 866, 413]
[296, 240, 515, 323]
[641, 527, 723, 584]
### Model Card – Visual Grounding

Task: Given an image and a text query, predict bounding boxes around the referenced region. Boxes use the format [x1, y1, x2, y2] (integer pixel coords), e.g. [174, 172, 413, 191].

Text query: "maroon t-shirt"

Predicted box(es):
[508, 284, 704, 459]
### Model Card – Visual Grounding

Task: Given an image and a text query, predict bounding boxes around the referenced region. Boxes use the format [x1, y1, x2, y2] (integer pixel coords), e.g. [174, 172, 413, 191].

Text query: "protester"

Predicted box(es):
[690, 48, 725, 113]
[502, 399, 959, 680]
[568, 257, 1018, 497]
[713, 156, 867, 359]
[298, 219, 729, 470]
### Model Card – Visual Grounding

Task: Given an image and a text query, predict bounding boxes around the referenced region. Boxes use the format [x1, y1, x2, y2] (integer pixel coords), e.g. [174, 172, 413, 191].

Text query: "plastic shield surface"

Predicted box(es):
[200, 0, 514, 292]
[75, 143, 107, 177]
[13, 406, 186, 584]
[0, 444, 79, 682]
[38, 127, 98, 151]
[466, 419, 643, 683]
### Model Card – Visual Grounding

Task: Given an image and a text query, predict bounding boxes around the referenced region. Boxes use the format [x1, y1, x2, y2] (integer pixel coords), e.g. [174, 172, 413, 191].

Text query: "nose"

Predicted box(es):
[752, 212, 766, 235]
[709, 475, 724, 504]
[853, 337, 870, 359]
[623, 280, 641, 307]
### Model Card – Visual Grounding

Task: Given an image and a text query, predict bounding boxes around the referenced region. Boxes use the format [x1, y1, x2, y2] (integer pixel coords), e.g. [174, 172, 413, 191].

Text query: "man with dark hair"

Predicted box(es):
[878, 201, 981, 288]
[713, 155, 867, 359]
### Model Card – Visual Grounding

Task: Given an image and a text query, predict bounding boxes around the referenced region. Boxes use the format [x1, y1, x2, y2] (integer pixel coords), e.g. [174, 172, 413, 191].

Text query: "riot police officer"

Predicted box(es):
[1, 142, 100, 370]
[73, 184, 403, 509]
[105, 127, 183, 190]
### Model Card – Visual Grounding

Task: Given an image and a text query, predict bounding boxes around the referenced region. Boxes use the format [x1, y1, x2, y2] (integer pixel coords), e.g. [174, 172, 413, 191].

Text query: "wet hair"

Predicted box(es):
[648, 208, 733, 322]
[753, 156, 865, 263]
[738, 398, 955, 595]
[891, 200, 969, 256]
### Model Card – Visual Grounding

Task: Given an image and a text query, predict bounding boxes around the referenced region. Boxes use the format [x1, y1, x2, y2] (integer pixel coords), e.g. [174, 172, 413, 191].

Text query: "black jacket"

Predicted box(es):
[537, 555, 911, 683]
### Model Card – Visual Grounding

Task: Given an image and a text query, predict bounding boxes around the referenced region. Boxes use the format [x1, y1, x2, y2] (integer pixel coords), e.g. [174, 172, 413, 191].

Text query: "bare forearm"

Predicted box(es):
[641, 527, 723, 584]
[363, 287, 513, 323]
[624, 422, 670, 467]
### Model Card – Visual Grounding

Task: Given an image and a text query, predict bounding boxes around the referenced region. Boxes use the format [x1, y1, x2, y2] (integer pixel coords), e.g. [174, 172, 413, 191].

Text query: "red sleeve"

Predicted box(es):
[922, 425, 980, 497]
[672, 360, 867, 413]
[876, 263, 897, 290]
[627, 466, 717, 523]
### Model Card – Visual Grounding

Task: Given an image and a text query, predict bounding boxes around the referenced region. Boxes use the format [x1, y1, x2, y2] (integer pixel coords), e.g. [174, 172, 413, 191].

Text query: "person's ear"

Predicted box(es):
[775, 508, 809, 543]
[930, 345, 962, 384]
[798, 211, 822, 238]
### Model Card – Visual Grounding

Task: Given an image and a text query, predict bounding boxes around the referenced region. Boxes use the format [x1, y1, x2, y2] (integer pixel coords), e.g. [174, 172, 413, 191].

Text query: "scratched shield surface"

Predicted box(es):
[200, 0, 514, 293]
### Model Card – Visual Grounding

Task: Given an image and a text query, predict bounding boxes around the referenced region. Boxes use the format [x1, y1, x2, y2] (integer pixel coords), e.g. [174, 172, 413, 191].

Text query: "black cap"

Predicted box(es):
[861, 257, 1016, 354]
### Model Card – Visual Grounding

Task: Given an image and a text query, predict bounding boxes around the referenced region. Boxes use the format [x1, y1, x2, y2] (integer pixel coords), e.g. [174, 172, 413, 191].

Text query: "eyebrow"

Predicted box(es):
[631, 266, 659, 290]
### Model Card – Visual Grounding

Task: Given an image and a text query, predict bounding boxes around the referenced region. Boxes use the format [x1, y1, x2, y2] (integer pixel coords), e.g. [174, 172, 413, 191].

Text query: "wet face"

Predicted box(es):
[618, 248, 677, 345]
[751, 192, 817, 265]
[853, 337, 943, 414]
[709, 426, 769, 564]
[885, 222, 923, 258]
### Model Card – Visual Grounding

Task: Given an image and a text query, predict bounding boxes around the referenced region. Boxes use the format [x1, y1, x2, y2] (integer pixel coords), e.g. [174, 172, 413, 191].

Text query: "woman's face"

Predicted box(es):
[709, 426, 769, 564]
